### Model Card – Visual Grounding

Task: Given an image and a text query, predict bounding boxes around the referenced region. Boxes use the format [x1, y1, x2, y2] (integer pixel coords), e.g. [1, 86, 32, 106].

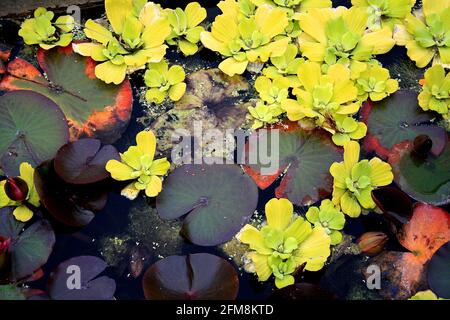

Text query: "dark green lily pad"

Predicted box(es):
[34, 161, 108, 227]
[362, 90, 446, 159]
[0, 46, 133, 143]
[54, 139, 119, 184]
[244, 124, 341, 206]
[142, 253, 239, 300]
[48, 256, 116, 300]
[428, 241, 450, 299]
[0, 207, 55, 281]
[156, 163, 258, 246]
[388, 137, 450, 205]
[0, 90, 69, 176]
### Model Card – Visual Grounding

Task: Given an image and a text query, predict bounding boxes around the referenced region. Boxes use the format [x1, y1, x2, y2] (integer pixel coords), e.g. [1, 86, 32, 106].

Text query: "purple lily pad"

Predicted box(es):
[156, 163, 258, 246]
[34, 161, 108, 227]
[428, 241, 450, 299]
[0, 208, 55, 281]
[142, 253, 239, 300]
[54, 138, 119, 184]
[48, 255, 116, 300]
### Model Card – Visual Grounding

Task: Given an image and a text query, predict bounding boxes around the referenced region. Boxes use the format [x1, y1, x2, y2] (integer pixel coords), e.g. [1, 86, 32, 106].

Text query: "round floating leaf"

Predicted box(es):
[362, 90, 446, 159]
[143, 253, 239, 300]
[428, 241, 450, 299]
[388, 137, 450, 205]
[244, 124, 342, 206]
[0, 91, 69, 176]
[48, 255, 116, 300]
[157, 163, 258, 246]
[54, 139, 119, 184]
[0, 208, 55, 281]
[0, 46, 133, 143]
[34, 161, 108, 227]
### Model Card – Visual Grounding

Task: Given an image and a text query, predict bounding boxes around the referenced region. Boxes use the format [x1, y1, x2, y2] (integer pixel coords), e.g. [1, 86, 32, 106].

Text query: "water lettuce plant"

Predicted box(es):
[262, 43, 304, 87]
[247, 101, 284, 129]
[298, 6, 395, 68]
[330, 141, 394, 217]
[106, 130, 170, 199]
[237, 198, 331, 288]
[144, 60, 186, 103]
[418, 64, 450, 122]
[0, 163, 39, 222]
[165, 2, 207, 56]
[393, 0, 450, 68]
[255, 75, 290, 106]
[200, 5, 289, 76]
[306, 199, 346, 245]
[409, 290, 446, 300]
[351, 0, 415, 31]
[355, 63, 399, 101]
[250, 0, 331, 12]
[73, 0, 170, 84]
[281, 62, 365, 145]
[18, 7, 75, 49]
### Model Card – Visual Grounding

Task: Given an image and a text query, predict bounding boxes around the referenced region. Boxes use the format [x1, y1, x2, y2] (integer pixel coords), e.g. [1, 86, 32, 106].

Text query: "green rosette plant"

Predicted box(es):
[355, 62, 399, 101]
[306, 199, 346, 245]
[144, 60, 186, 103]
[247, 101, 284, 129]
[18, 7, 75, 49]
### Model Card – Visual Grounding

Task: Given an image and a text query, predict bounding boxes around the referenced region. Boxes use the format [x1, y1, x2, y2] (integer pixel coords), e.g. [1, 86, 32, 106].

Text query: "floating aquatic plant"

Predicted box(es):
[262, 43, 303, 87]
[237, 198, 331, 289]
[200, 5, 289, 76]
[394, 0, 450, 68]
[144, 60, 186, 103]
[247, 101, 284, 129]
[351, 0, 415, 31]
[297, 6, 395, 68]
[0, 163, 39, 222]
[255, 75, 290, 108]
[18, 7, 75, 49]
[305, 199, 346, 245]
[355, 62, 399, 101]
[244, 124, 341, 206]
[156, 163, 258, 246]
[142, 253, 239, 300]
[418, 64, 450, 122]
[73, 0, 170, 84]
[330, 141, 394, 217]
[0, 47, 133, 143]
[409, 290, 447, 300]
[165, 2, 207, 56]
[106, 130, 170, 199]
[250, 0, 331, 12]
[0, 91, 69, 176]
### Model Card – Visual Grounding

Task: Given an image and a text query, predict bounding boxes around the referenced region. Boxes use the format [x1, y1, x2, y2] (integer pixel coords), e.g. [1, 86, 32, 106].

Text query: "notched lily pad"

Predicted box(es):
[142, 253, 239, 300]
[362, 91, 446, 159]
[428, 241, 450, 299]
[34, 161, 108, 227]
[0, 90, 69, 176]
[54, 138, 120, 184]
[48, 255, 116, 300]
[0, 46, 133, 143]
[244, 124, 342, 206]
[156, 163, 258, 246]
[388, 136, 450, 205]
[0, 208, 55, 282]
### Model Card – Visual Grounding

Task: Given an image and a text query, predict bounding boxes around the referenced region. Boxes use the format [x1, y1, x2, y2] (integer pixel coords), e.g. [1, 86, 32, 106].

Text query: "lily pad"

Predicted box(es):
[361, 90, 446, 159]
[244, 124, 342, 206]
[428, 241, 450, 299]
[371, 186, 413, 225]
[0, 46, 133, 144]
[0, 207, 55, 281]
[150, 68, 255, 158]
[156, 163, 258, 246]
[54, 139, 119, 184]
[0, 90, 69, 176]
[142, 253, 239, 300]
[48, 256, 116, 300]
[34, 161, 108, 227]
[388, 137, 450, 205]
